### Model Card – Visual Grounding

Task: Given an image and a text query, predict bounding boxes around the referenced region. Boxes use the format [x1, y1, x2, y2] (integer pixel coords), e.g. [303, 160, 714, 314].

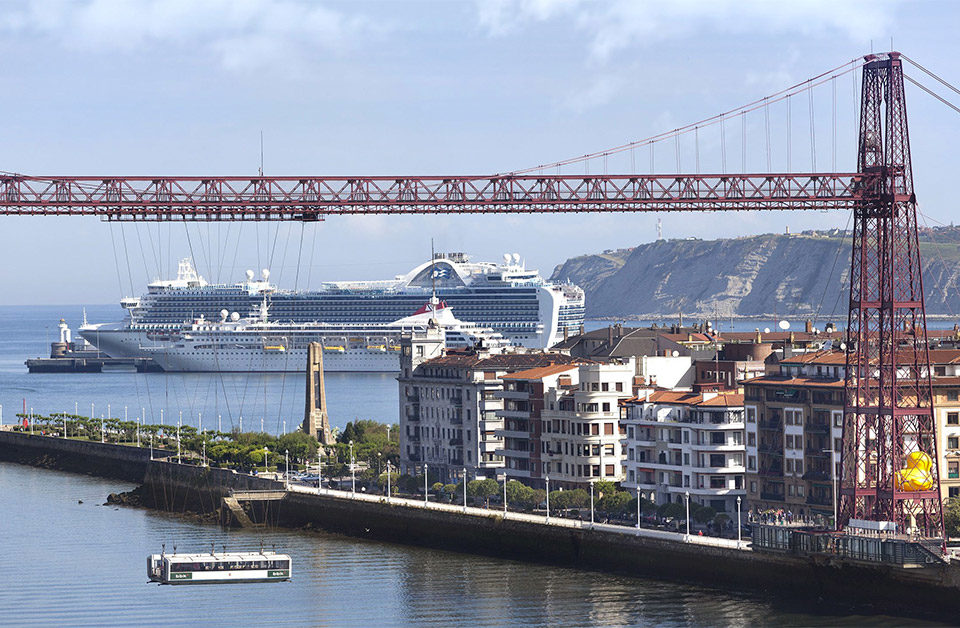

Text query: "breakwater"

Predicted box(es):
[3, 429, 959, 621]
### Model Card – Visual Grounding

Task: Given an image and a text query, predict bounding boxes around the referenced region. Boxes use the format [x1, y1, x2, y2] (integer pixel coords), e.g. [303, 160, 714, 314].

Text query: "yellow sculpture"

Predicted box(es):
[896, 451, 935, 491]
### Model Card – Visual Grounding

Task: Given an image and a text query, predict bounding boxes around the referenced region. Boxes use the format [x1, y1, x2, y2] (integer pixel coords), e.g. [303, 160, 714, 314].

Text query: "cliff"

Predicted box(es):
[552, 229, 960, 319]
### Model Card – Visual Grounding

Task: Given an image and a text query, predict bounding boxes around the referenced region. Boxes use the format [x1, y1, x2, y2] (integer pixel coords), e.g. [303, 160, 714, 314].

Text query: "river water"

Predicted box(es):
[0, 305, 944, 625]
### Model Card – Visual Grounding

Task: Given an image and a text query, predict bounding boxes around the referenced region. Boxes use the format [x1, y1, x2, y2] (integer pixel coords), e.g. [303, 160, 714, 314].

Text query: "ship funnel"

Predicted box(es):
[245, 269, 255, 281]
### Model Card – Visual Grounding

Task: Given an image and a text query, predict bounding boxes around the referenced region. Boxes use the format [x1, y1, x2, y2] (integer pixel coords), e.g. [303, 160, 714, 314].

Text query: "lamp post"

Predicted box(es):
[545, 475, 550, 522]
[218, 414, 222, 436]
[349, 440, 355, 494]
[590, 480, 595, 526]
[424, 464, 429, 505]
[136, 416, 141, 447]
[176, 416, 181, 463]
[824, 448, 839, 530]
[202, 437, 206, 467]
[684, 491, 691, 541]
[386, 461, 392, 502]
[282, 420, 286, 435]
[63, 412, 67, 440]
[502, 475, 507, 515]
[737, 495, 743, 549]
[377, 452, 382, 477]
[261, 417, 264, 434]
[462, 467, 468, 513]
[29, 407, 33, 435]
[264, 446, 269, 474]
[285, 450, 289, 490]
[636, 487, 642, 531]
[100, 413, 104, 443]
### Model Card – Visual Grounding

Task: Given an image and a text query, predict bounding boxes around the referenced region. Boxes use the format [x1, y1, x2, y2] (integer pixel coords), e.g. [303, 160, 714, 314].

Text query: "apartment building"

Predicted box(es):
[495, 360, 634, 489]
[539, 360, 635, 489]
[620, 391, 746, 513]
[398, 339, 583, 483]
[743, 349, 960, 517]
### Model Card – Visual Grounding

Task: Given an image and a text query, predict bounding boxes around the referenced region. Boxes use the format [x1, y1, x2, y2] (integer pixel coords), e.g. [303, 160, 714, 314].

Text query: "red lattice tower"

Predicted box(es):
[838, 52, 943, 538]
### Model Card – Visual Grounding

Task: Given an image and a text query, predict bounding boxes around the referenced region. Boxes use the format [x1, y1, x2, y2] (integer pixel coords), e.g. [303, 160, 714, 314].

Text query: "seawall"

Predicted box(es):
[3, 430, 960, 620]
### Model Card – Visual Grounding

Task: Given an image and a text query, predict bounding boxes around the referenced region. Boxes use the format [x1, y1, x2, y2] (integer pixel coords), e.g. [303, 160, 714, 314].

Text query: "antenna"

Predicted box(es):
[430, 238, 437, 312]
[259, 130, 264, 177]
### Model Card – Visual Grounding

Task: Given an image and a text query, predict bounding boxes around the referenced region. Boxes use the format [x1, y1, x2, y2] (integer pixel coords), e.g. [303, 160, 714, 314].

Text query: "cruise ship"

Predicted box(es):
[80, 253, 585, 372]
[136, 299, 513, 373]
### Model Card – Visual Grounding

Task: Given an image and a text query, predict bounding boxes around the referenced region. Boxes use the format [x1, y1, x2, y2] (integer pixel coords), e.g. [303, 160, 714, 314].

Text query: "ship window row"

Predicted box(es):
[169, 559, 289, 571]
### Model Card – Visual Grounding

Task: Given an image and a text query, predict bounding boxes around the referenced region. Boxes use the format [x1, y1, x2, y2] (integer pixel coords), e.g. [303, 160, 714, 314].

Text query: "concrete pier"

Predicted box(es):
[2, 428, 960, 621]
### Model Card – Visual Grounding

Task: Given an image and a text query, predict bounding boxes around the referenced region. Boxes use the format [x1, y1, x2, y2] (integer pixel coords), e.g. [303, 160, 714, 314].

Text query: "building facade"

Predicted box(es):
[620, 391, 746, 513]
[398, 337, 583, 482]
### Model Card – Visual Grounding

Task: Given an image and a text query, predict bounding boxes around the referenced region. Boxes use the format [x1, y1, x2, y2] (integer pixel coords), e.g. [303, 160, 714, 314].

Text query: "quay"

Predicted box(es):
[2, 428, 960, 620]
[25, 355, 162, 373]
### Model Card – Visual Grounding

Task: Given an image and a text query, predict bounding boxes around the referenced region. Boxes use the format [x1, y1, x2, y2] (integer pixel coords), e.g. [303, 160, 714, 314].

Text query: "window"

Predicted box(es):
[796, 485, 804, 497]
[602, 382, 609, 392]
[602, 402, 611, 413]
[750, 481, 757, 493]
[748, 455, 757, 471]
[604, 423, 614, 435]
[747, 433, 756, 447]
[786, 459, 794, 473]
[785, 435, 793, 449]
[616, 382, 624, 392]
[710, 431, 725, 445]
[605, 464, 615, 476]
[951, 487, 960, 499]
[591, 424, 599, 436]
[950, 437, 959, 450]
[709, 454, 725, 467]
[745, 407, 757, 423]
[949, 462, 959, 479]
[949, 413, 960, 426]
[795, 460, 803, 474]
[935, 366, 947, 377]
[950, 390, 960, 402]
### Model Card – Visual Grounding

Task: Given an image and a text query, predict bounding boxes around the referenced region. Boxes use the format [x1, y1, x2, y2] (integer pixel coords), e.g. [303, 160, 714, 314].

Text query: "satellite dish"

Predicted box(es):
[839, 342, 847, 351]
[262, 268, 270, 280]
[763, 328, 771, 334]
[245, 269, 254, 281]
[219, 309, 229, 321]
[778, 320, 790, 331]
[503, 253, 511, 265]
[672, 350, 679, 357]
[512, 253, 521, 265]
[230, 312, 240, 322]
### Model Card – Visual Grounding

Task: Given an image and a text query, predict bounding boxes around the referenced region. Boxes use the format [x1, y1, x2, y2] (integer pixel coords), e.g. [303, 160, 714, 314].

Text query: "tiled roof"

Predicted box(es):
[501, 364, 581, 380]
[743, 375, 844, 388]
[628, 390, 744, 407]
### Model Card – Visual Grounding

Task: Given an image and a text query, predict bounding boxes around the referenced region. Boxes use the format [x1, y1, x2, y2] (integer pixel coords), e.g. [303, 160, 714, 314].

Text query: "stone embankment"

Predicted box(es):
[3, 428, 960, 620]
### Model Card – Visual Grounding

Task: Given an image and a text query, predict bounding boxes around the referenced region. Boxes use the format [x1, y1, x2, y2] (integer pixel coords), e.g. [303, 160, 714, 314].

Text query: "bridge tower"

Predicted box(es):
[839, 52, 943, 538]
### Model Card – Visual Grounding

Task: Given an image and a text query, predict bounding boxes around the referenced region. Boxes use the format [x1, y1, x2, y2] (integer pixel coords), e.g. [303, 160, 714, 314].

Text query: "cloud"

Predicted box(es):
[477, 0, 900, 61]
[0, 0, 373, 74]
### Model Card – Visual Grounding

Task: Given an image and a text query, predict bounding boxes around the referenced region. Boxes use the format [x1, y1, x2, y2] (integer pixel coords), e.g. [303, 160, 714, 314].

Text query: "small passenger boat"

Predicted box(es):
[147, 546, 291, 584]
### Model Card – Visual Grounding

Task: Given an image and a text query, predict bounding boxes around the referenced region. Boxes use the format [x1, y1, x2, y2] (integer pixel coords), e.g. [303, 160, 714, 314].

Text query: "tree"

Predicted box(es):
[945, 498, 960, 538]
[600, 490, 633, 515]
[594, 479, 616, 501]
[658, 502, 686, 520]
[505, 480, 536, 510]
[443, 484, 458, 501]
[278, 431, 319, 463]
[692, 505, 717, 524]
[468, 478, 500, 507]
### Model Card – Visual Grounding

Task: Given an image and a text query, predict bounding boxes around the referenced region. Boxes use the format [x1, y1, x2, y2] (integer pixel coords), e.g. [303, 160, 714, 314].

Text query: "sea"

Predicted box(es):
[0, 305, 944, 626]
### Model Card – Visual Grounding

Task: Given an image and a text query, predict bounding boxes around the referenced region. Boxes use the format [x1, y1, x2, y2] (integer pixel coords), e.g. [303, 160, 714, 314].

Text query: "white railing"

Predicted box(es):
[285, 483, 749, 551]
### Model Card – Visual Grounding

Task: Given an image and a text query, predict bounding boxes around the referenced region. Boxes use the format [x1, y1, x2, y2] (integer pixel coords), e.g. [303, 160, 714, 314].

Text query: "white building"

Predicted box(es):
[620, 391, 746, 514]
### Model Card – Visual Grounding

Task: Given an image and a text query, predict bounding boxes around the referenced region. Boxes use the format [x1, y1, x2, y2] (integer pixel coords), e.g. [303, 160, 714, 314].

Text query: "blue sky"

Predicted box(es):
[1, 0, 958, 305]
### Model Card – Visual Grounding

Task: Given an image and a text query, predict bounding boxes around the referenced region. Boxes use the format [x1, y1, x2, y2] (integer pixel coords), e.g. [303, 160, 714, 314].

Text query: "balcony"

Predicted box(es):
[406, 452, 422, 462]
[806, 421, 829, 434]
[449, 438, 461, 446]
[759, 467, 784, 477]
[806, 494, 832, 506]
[758, 443, 783, 455]
[760, 490, 785, 501]
[759, 419, 782, 431]
[802, 470, 830, 482]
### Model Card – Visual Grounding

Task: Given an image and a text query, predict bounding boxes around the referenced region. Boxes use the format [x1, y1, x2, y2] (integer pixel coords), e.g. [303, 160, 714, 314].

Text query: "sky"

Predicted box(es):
[1, 0, 958, 305]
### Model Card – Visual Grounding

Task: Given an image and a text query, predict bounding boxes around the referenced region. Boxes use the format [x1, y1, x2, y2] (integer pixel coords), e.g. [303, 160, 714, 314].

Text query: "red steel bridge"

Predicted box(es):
[0, 52, 950, 541]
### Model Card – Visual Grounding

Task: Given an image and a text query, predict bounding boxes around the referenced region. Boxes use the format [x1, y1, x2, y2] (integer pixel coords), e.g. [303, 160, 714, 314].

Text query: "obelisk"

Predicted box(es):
[303, 342, 333, 444]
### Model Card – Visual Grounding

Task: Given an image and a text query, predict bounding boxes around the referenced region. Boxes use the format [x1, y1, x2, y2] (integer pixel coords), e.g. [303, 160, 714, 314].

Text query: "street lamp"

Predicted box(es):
[636, 487, 642, 531]
[684, 491, 691, 541]
[349, 440, 355, 494]
[285, 450, 289, 490]
[424, 464, 429, 505]
[176, 416, 181, 463]
[824, 448, 839, 530]
[737, 495, 743, 549]
[590, 480, 595, 526]
[386, 461, 392, 502]
[501, 474, 507, 515]
[463, 467, 468, 512]
[264, 446, 269, 474]
[101, 413, 105, 443]
[545, 475, 551, 522]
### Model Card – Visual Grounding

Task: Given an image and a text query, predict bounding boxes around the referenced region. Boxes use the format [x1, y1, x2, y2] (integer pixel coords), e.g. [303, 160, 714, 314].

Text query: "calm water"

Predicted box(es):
[0, 305, 944, 625]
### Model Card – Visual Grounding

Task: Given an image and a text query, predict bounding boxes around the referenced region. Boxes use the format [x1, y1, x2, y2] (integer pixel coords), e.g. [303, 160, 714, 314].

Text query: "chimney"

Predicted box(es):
[755, 328, 762, 343]
[805, 319, 813, 333]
